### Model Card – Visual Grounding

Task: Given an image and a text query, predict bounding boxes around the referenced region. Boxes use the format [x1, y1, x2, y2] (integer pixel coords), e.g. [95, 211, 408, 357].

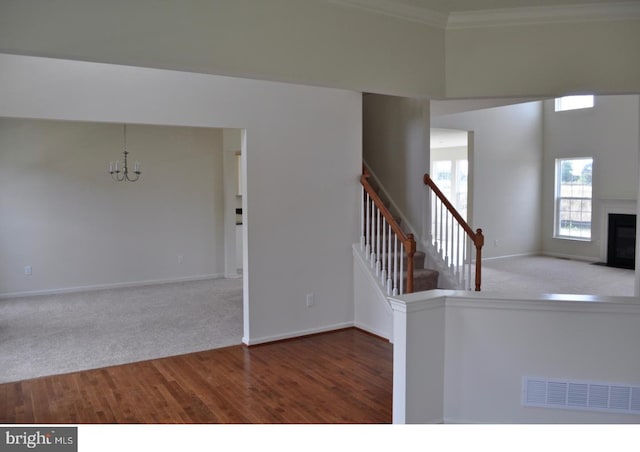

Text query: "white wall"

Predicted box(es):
[432, 102, 544, 258]
[391, 290, 640, 424]
[444, 294, 640, 423]
[0, 53, 361, 344]
[353, 245, 392, 340]
[363, 94, 430, 242]
[542, 95, 640, 261]
[0, 0, 445, 98]
[446, 19, 640, 98]
[3, 1, 640, 100]
[0, 119, 223, 296]
[391, 294, 445, 424]
[431, 98, 544, 117]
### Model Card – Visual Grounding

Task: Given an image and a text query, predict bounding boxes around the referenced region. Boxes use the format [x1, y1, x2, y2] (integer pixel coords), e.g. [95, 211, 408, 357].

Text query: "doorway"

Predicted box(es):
[0, 118, 245, 382]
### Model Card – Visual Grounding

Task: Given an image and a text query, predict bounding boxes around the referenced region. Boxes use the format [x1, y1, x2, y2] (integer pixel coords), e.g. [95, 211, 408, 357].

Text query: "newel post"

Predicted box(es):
[474, 229, 484, 291]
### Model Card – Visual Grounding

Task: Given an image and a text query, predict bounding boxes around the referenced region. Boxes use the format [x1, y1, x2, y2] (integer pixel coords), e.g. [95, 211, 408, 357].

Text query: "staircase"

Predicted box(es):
[354, 165, 484, 340]
[360, 168, 439, 295]
[359, 167, 484, 294]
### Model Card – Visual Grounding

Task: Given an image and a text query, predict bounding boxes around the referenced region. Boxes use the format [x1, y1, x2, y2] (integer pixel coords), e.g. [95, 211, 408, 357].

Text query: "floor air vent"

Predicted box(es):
[523, 377, 640, 415]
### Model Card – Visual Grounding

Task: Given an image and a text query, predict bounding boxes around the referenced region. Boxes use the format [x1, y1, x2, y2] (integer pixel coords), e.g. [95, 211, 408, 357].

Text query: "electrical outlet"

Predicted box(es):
[24, 265, 32, 276]
[178, 255, 184, 264]
[306, 293, 314, 307]
[494, 240, 499, 247]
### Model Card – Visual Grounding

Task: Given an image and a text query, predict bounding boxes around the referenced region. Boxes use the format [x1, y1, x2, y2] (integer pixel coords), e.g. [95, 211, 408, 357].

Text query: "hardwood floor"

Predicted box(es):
[0, 328, 392, 424]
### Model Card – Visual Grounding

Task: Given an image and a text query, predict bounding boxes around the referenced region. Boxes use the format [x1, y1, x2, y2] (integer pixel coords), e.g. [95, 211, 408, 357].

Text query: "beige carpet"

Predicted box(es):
[481, 255, 634, 296]
[0, 278, 243, 384]
[2, 259, 631, 384]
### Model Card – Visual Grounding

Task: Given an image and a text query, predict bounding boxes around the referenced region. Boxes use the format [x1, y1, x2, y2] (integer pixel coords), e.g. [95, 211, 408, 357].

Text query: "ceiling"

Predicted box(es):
[391, 0, 635, 13]
[430, 128, 468, 149]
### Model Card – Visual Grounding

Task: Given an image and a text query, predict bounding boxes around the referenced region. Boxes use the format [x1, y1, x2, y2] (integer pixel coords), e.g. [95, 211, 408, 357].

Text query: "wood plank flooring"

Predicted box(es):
[0, 328, 392, 424]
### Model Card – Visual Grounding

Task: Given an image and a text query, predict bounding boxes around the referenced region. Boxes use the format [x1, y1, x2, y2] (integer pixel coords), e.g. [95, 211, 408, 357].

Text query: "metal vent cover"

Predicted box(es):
[523, 377, 640, 415]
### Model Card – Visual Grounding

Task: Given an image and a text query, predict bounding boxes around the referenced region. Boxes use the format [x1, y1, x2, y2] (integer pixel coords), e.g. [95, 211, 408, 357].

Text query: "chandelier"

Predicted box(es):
[109, 124, 141, 182]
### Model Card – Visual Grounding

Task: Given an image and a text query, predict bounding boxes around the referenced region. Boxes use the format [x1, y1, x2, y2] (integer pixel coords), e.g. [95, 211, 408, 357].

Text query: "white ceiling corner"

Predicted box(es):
[327, 0, 449, 28]
[326, 0, 640, 29]
[447, 1, 640, 29]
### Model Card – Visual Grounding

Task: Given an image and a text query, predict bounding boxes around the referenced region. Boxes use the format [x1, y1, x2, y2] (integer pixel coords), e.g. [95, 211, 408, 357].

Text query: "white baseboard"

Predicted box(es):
[0, 273, 225, 299]
[540, 251, 600, 263]
[242, 321, 355, 346]
[482, 251, 600, 263]
[394, 416, 444, 425]
[353, 322, 392, 342]
[441, 417, 474, 424]
[481, 251, 539, 261]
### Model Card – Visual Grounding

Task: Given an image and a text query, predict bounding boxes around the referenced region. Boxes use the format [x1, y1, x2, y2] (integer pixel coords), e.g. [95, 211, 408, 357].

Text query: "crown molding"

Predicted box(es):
[327, 0, 448, 28]
[447, 1, 640, 29]
[326, 0, 640, 30]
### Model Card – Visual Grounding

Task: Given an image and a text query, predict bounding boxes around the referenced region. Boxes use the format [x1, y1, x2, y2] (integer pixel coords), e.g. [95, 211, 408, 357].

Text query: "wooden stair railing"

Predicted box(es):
[424, 173, 485, 291]
[360, 170, 416, 295]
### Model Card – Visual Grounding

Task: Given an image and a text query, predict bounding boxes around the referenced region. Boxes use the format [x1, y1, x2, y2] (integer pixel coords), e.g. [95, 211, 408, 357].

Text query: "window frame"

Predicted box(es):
[554, 157, 594, 242]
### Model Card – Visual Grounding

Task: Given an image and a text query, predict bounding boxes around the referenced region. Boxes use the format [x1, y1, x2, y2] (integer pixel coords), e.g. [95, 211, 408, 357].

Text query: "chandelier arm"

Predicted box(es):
[126, 171, 140, 182]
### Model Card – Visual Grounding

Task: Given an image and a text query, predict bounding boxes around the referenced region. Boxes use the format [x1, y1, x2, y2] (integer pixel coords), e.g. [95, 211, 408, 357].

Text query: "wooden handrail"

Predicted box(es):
[424, 173, 484, 291]
[361, 170, 416, 293]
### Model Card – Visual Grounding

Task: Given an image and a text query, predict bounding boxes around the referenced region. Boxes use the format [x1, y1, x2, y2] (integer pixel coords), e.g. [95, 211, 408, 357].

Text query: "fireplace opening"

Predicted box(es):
[607, 214, 636, 269]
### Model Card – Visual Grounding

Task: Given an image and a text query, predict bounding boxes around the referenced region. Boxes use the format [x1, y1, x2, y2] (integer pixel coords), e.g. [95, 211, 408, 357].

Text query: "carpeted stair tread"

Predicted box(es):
[373, 252, 426, 271]
[409, 268, 439, 292]
[373, 250, 424, 265]
[404, 251, 425, 269]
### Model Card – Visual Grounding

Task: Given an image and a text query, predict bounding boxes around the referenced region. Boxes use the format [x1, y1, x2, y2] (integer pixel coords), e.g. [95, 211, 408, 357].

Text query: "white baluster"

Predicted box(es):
[360, 186, 365, 252]
[461, 234, 467, 289]
[460, 225, 464, 282]
[375, 209, 381, 276]
[399, 240, 404, 295]
[439, 200, 444, 256]
[435, 199, 439, 252]
[455, 224, 461, 282]
[450, 212, 455, 271]
[432, 195, 437, 249]
[428, 191, 433, 244]
[365, 194, 371, 258]
[392, 235, 398, 296]
[467, 236, 472, 290]
[387, 224, 393, 295]
[381, 216, 387, 284]
[370, 200, 376, 268]
[444, 208, 449, 266]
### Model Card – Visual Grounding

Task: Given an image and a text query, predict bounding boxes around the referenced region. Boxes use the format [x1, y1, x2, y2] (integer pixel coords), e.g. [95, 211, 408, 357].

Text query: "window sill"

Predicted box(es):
[553, 235, 592, 243]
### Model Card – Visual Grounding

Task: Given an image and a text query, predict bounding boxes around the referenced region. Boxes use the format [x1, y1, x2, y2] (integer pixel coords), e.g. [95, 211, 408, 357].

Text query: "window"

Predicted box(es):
[431, 159, 468, 220]
[554, 95, 594, 112]
[555, 157, 593, 240]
